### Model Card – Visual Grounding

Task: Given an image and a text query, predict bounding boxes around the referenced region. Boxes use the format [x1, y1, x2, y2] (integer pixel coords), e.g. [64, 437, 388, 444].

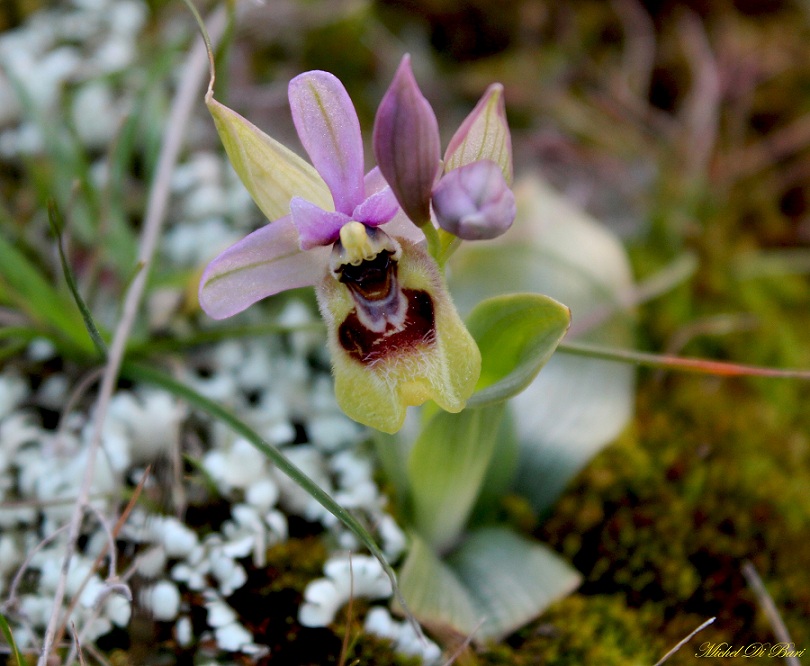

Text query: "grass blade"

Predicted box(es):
[0, 228, 90, 353]
[0, 611, 24, 666]
[47, 201, 108, 357]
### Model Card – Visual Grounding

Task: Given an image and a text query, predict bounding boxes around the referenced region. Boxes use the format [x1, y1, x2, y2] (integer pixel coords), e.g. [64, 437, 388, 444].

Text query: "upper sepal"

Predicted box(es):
[288, 71, 366, 215]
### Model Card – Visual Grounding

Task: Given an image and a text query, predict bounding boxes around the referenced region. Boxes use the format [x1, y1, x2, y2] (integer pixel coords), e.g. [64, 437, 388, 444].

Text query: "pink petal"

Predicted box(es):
[199, 216, 329, 320]
[352, 187, 399, 228]
[288, 71, 365, 216]
[372, 55, 441, 227]
[364, 166, 388, 196]
[290, 197, 349, 250]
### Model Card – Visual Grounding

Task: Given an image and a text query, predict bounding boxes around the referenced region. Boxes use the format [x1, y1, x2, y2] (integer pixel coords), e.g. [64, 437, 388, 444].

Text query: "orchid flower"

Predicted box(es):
[198, 62, 512, 434]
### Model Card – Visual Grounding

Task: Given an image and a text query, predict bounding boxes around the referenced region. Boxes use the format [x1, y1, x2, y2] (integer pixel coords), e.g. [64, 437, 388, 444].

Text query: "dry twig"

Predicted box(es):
[742, 560, 802, 666]
[653, 616, 716, 666]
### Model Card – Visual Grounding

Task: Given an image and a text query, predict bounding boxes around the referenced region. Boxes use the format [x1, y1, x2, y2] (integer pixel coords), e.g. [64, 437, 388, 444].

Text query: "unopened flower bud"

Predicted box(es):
[431, 160, 516, 240]
[372, 55, 441, 227]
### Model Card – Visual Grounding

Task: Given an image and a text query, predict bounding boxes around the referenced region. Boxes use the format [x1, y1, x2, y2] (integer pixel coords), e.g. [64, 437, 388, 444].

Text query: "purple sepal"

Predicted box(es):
[289, 71, 365, 216]
[199, 216, 329, 319]
[372, 55, 440, 227]
[431, 160, 516, 240]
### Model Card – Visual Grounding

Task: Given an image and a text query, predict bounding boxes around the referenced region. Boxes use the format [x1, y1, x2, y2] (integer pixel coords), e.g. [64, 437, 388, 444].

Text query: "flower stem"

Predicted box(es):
[435, 228, 462, 267]
[421, 221, 442, 262]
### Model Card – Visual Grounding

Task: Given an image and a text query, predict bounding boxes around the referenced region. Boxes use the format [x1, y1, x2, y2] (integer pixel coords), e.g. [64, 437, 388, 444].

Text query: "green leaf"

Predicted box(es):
[449, 175, 636, 513]
[398, 528, 581, 641]
[406, 404, 505, 552]
[372, 429, 413, 517]
[447, 527, 581, 640]
[396, 533, 480, 635]
[469, 409, 520, 524]
[0, 611, 24, 666]
[465, 293, 570, 408]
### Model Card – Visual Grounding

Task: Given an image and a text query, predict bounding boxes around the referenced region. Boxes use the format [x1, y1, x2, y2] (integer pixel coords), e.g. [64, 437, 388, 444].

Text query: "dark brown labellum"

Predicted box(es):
[339, 288, 435, 365]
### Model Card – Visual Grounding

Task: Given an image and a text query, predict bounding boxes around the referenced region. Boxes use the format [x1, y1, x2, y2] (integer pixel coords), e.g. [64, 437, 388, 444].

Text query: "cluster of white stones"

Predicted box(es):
[0, 315, 414, 656]
[0, 0, 148, 156]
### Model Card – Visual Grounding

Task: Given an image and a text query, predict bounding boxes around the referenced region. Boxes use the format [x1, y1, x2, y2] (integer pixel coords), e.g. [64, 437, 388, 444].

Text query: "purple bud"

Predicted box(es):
[431, 160, 516, 240]
[372, 55, 441, 227]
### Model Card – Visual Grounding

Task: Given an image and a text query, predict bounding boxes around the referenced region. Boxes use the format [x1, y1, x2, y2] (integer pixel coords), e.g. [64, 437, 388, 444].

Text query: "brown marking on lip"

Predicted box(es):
[339, 288, 436, 365]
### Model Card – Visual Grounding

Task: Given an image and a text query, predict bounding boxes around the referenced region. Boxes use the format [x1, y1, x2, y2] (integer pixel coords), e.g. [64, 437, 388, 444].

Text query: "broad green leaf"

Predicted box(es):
[450, 175, 636, 513]
[207, 93, 333, 222]
[396, 533, 480, 636]
[447, 527, 581, 640]
[466, 293, 570, 408]
[407, 404, 505, 552]
[469, 409, 520, 524]
[398, 528, 581, 641]
[372, 429, 413, 516]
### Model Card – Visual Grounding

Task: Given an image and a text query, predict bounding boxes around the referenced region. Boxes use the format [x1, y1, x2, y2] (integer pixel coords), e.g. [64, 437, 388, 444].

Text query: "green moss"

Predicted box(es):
[539, 376, 810, 655]
[478, 594, 664, 666]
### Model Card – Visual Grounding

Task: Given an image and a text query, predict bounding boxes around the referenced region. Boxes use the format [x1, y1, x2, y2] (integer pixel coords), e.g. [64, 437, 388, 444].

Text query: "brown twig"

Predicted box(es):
[611, 0, 656, 102]
[742, 561, 801, 666]
[677, 10, 721, 179]
[54, 367, 105, 456]
[52, 467, 152, 658]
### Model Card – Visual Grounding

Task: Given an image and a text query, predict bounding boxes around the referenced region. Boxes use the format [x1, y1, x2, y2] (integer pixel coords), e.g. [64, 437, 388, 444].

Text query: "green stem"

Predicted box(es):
[436, 229, 462, 268]
[421, 222, 441, 261]
[558, 340, 810, 380]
